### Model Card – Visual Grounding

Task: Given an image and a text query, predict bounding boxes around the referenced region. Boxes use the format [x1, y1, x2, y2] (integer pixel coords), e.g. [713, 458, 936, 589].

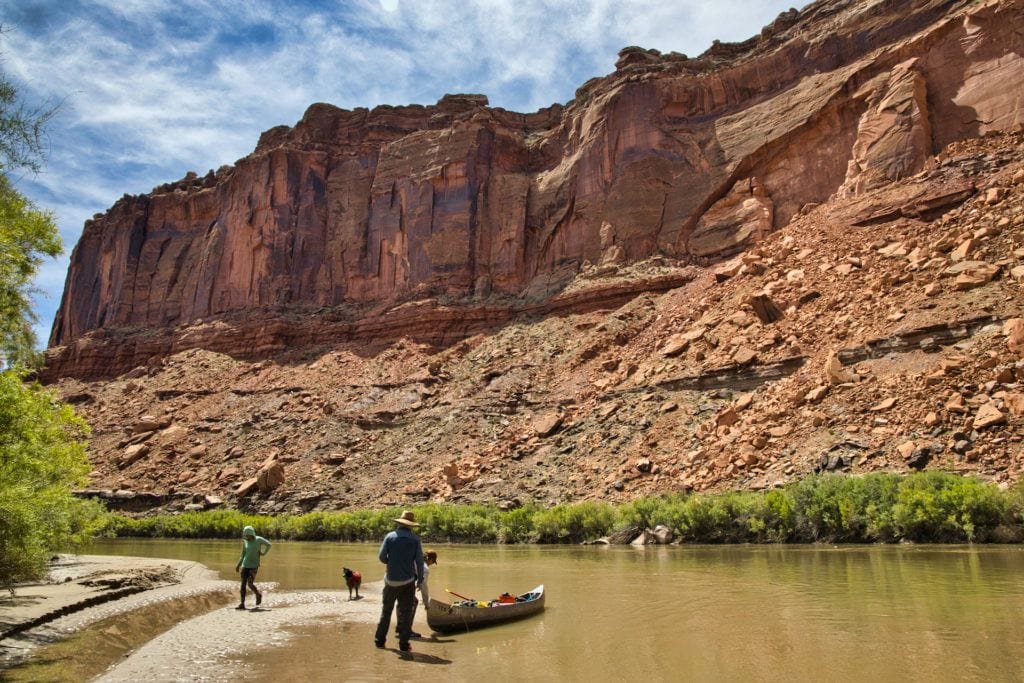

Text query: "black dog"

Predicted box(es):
[343, 567, 362, 599]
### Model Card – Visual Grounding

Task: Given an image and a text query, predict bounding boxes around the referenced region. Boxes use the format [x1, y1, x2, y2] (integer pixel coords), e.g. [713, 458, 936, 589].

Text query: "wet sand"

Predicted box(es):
[97, 589, 388, 682]
[1, 555, 230, 669]
[1, 555, 431, 681]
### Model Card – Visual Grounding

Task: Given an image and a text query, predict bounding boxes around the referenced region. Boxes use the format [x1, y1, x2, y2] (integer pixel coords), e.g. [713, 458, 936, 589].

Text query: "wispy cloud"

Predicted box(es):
[1, 0, 796, 346]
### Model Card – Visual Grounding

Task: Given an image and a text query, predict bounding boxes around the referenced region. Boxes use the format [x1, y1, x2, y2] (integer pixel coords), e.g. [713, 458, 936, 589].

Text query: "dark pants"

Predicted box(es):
[374, 581, 416, 646]
[240, 567, 260, 603]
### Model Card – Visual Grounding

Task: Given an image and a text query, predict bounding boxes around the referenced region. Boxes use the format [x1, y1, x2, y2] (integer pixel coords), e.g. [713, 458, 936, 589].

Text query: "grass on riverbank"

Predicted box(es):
[99, 472, 1024, 545]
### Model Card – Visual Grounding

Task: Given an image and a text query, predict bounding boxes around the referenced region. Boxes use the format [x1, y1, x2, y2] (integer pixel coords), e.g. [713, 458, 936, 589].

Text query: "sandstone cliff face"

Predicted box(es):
[57, 129, 1024, 512]
[47, 0, 1024, 380]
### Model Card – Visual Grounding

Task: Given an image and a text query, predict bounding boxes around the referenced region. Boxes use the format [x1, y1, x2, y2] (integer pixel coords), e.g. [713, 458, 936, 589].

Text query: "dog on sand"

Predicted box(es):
[343, 567, 362, 599]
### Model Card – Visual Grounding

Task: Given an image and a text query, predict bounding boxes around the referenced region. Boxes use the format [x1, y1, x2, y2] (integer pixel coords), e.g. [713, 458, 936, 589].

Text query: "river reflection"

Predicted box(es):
[87, 540, 1024, 681]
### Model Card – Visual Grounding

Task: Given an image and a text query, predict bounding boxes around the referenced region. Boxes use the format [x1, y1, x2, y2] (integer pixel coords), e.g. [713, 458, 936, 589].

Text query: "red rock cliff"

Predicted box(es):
[47, 0, 1024, 379]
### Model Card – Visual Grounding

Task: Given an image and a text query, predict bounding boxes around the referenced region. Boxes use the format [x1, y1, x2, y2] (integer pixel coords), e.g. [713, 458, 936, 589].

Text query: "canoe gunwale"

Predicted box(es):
[426, 584, 545, 633]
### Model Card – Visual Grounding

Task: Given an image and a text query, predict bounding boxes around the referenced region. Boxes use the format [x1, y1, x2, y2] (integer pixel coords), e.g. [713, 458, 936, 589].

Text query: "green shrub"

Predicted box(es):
[417, 503, 498, 542]
[99, 472, 1022, 545]
[892, 471, 1009, 542]
[0, 372, 106, 586]
[788, 473, 900, 542]
[532, 501, 616, 543]
[617, 496, 672, 530]
[497, 504, 540, 543]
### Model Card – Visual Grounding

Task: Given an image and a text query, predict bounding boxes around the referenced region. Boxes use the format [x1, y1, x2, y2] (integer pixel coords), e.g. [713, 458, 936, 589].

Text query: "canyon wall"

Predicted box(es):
[46, 0, 1024, 379]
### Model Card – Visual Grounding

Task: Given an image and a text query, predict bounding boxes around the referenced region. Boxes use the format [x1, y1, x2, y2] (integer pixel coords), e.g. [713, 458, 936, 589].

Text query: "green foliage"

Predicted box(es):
[0, 173, 60, 366]
[891, 471, 1009, 542]
[0, 371, 105, 585]
[532, 501, 616, 543]
[789, 473, 900, 542]
[0, 34, 63, 367]
[100, 472, 1021, 546]
[497, 503, 540, 544]
[0, 36, 60, 175]
[415, 503, 499, 542]
[0, 40, 100, 588]
[616, 495, 679, 531]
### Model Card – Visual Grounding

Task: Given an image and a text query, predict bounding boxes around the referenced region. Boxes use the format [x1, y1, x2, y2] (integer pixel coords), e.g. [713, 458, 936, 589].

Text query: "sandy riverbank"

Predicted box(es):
[1, 555, 432, 681]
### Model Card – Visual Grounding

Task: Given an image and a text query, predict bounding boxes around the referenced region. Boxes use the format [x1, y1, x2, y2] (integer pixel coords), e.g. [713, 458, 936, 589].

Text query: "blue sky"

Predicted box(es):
[1, 0, 796, 347]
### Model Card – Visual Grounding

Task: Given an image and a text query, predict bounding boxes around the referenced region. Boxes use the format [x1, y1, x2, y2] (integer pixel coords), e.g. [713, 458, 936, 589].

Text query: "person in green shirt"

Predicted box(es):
[235, 525, 271, 609]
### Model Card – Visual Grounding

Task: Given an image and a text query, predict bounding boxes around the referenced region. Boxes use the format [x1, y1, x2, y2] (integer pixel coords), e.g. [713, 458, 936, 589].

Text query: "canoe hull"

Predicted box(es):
[426, 585, 545, 633]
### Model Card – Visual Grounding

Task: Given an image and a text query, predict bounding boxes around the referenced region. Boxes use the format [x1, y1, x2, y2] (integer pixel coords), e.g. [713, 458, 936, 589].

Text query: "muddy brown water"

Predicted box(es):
[52, 541, 1024, 680]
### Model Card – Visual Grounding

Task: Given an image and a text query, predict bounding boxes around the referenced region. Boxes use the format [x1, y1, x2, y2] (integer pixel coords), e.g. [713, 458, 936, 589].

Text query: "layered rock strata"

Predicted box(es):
[47, 0, 1024, 380]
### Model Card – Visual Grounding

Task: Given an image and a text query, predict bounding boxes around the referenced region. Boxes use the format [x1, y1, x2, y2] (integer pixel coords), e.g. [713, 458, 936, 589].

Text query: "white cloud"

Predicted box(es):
[3, 0, 796, 345]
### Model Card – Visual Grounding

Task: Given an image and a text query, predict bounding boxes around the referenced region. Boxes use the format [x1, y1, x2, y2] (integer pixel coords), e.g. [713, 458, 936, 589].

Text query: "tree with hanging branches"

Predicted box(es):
[0, 28, 103, 588]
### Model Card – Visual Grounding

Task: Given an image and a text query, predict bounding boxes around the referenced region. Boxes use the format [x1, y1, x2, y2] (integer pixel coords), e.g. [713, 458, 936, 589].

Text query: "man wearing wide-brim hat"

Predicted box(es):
[374, 510, 427, 652]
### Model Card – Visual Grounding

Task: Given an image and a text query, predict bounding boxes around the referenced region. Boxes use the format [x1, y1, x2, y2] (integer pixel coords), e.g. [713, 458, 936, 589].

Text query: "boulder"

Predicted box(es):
[236, 477, 259, 497]
[714, 258, 744, 282]
[870, 397, 897, 412]
[945, 392, 968, 414]
[896, 441, 917, 458]
[747, 293, 784, 324]
[532, 413, 564, 437]
[1003, 392, 1024, 416]
[218, 467, 240, 482]
[661, 335, 690, 357]
[630, 529, 656, 546]
[119, 443, 150, 468]
[256, 461, 286, 493]
[814, 453, 847, 472]
[652, 525, 675, 544]
[825, 353, 856, 385]
[132, 416, 164, 434]
[1005, 318, 1024, 357]
[606, 525, 643, 545]
[954, 265, 1000, 290]
[951, 238, 978, 261]
[906, 447, 931, 471]
[716, 407, 740, 427]
[734, 393, 754, 412]
[973, 403, 1006, 429]
[804, 385, 829, 404]
[732, 346, 758, 365]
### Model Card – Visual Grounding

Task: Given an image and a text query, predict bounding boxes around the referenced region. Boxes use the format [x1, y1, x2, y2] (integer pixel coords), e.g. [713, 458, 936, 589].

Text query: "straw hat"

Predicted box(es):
[394, 510, 420, 527]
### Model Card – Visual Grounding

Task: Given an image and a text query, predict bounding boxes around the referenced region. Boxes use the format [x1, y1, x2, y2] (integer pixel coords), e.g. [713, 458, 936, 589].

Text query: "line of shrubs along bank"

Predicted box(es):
[98, 472, 1024, 545]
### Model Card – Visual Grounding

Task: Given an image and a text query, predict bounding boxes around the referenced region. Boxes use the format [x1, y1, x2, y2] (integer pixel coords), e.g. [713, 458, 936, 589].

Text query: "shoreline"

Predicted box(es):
[0, 554, 427, 681]
[0, 555, 232, 672]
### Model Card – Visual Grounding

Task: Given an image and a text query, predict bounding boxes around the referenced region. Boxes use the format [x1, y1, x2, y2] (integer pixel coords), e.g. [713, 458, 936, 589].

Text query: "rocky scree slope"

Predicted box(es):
[45, 0, 1024, 381]
[39, 0, 1024, 513]
[61, 130, 1024, 514]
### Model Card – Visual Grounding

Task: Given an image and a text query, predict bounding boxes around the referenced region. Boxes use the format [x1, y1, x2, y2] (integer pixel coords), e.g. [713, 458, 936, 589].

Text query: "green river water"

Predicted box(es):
[33, 540, 1024, 680]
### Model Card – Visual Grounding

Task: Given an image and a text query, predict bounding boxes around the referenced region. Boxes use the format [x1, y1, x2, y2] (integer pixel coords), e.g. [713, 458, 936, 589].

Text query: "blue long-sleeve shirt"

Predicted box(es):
[378, 527, 426, 586]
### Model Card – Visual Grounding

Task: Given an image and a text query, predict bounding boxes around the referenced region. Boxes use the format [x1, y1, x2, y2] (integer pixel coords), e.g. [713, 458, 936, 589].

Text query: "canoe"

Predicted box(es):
[426, 585, 545, 633]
